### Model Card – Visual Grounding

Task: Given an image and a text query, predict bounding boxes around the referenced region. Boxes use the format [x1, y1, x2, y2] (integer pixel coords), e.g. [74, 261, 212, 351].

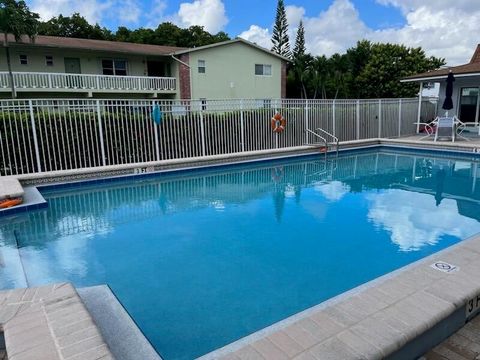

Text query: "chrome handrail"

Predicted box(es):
[305, 129, 328, 159]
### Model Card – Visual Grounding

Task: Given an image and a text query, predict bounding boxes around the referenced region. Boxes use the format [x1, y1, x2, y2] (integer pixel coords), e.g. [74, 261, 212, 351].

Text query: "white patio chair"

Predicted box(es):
[433, 116, 466, 142]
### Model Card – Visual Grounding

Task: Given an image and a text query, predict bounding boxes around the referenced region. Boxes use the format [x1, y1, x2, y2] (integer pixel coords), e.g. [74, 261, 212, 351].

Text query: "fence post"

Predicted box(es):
[28, 100, 42, 173]
[356, 99, 360, 140]
[199, 105, 206, 157]
[240, 99, 245, 152]
[305, 99, 309, 144]
[398, 99, 402, 137]
[153, 102, 161, 161]
[332, 99, 336, 137]
[378, 99, 382, 138]
[96, 100, 107, 166]
[416, 83, 423, 133]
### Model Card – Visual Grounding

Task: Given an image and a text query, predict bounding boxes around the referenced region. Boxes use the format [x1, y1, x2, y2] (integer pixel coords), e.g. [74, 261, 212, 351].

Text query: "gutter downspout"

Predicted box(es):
[171, 55, 192, 100]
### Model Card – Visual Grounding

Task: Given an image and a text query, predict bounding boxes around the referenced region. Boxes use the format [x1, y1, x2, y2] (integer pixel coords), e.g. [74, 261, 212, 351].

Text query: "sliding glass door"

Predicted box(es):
[459, 87, 480, 123]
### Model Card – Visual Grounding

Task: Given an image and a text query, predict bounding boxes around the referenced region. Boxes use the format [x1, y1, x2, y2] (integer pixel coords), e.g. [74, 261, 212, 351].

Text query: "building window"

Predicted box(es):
[200, 98, 207, 110]
[45, 55, 54, 66]
[255, 64, 272, 76]
[198, 60, 206, 74]
[19, 54, 28, 65]
[102, 59, 128, 76]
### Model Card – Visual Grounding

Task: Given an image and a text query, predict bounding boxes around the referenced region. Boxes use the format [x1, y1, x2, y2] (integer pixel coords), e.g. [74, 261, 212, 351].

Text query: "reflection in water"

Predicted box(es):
[1, 149, 480, 359]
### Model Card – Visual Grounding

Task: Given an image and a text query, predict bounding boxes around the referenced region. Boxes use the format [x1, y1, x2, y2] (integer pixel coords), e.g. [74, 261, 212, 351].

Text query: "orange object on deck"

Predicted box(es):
[0, 198, 23, 209]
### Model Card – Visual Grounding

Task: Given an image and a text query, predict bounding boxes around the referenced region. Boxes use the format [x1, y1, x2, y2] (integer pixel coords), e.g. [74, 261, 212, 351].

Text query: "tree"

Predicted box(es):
[0, 0, 39, 98]
[356, 43, 444, 98]
[271, 0, 291, 58]
[38, 13, 112, 40]
[292, 20, 305, 60]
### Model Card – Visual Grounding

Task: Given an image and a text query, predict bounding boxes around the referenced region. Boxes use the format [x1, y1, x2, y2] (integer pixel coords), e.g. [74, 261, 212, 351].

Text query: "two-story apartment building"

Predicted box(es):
[0, 35, 288, 100]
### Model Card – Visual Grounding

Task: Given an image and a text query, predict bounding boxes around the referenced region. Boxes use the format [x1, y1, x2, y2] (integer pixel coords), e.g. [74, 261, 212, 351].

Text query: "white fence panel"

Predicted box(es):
[0, 97, 437, 176]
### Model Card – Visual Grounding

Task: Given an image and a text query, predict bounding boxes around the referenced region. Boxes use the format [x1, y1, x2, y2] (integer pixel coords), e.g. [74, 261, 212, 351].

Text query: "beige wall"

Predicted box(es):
[188, 42, 283, 100]
[0, 46, 172, 77]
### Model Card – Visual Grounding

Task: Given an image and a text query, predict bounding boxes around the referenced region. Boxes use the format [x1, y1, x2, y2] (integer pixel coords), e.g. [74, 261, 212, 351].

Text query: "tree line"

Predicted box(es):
[1, 0, 445, 99]
[269, 0, 445, 99]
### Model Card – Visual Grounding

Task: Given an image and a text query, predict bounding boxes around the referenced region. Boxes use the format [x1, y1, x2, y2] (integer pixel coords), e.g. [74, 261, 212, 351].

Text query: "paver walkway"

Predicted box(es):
[422, 315, 480, 360]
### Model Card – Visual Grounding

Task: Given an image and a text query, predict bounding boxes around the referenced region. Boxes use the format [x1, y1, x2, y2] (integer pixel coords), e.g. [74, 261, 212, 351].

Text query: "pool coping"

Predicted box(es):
[197, 233, 480, 360]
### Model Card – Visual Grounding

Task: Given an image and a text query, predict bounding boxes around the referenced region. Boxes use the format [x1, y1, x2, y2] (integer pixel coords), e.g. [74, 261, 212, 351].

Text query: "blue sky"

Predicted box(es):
[94, 0, 406, 35]
[27, 0, 479, 65]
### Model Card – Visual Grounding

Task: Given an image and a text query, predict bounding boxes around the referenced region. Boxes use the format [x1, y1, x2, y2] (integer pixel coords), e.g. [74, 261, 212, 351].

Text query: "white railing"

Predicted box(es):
[0, 72, 176, 92]
[0, 97, 437, 176]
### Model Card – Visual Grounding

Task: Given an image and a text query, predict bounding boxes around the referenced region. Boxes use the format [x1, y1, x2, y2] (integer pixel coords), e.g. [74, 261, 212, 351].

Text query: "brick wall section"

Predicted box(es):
[281, 61, 287, 98]
[178, 54, 191, 99]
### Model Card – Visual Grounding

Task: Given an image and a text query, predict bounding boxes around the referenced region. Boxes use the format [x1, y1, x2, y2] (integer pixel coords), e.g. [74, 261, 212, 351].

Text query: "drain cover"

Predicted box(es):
[430, 261, 459, 273]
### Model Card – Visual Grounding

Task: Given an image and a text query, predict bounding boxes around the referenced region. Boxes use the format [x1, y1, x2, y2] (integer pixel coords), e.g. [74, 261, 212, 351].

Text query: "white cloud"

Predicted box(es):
[116, 0, 142, 24]
[314, 180, 351, 202]
[30, 0, 112, 23]
[239, 0, 480, 65]
[238, 25, 271, 49]
[31, 0, 228, 31]
[367, 190, 480, 252]
[175, 0, 228, 33]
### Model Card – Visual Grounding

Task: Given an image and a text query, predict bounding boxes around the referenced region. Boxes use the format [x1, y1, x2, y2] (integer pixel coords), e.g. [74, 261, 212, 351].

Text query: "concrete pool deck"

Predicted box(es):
[198, 233, 480, 360]
[0, 283, 114, 360]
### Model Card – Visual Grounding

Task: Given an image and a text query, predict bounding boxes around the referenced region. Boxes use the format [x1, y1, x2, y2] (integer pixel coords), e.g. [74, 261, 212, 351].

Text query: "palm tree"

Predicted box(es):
[0, 0, 39, 98]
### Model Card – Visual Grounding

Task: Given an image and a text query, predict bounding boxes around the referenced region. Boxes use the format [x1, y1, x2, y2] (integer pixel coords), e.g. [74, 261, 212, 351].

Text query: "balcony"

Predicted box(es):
[0, 71, 177, 96]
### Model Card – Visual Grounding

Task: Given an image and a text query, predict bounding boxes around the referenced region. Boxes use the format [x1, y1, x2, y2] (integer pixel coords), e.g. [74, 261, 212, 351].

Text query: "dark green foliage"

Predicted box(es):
[0, 0, 39, 40]
[287, 40, 445, 99]
[271, 0, 291, 58]
[292, 20, 306, 60]
[37, 13, 113, 40]
[36, 14, 231, 47]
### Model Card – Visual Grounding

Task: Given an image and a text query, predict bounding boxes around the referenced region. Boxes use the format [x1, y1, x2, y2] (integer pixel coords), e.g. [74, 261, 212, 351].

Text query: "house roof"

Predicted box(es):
[402, 44, 480, 82]
[172, 38, 291, 62]
[2, 34, 186, 56]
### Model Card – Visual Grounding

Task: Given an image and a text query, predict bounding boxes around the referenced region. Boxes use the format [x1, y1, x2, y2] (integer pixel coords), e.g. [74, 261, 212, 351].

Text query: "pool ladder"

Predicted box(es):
[305, 128, 339, 158]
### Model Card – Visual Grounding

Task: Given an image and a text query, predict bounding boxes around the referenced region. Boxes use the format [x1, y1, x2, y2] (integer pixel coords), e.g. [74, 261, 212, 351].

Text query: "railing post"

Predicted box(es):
[47, 73, 52, 88]
[96, 76, 100, 90]
[96, 100, 107, 166]
[398, 98, 402, 137]
[240, 99, 245, 152]
[28, 100, 42, 172]
[305, 99, 309, 144]
[199, 104, 206, 156]
[356, 99, 360, 140]
[378, 99, 382, 138]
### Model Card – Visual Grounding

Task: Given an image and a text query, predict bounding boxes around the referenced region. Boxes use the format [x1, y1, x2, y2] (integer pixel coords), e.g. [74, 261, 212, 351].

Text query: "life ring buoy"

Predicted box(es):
[0, 198, 23, 209]
[271, 113, 286, 133]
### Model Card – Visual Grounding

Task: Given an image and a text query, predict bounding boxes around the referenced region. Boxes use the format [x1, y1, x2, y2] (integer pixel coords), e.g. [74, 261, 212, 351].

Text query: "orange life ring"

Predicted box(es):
[271, 113, 286, 133]
[0, 198, 23, 209]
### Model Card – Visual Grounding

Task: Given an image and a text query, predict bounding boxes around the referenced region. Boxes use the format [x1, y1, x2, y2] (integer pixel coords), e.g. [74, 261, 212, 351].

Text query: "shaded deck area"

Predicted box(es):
[422, 314, 480, 360]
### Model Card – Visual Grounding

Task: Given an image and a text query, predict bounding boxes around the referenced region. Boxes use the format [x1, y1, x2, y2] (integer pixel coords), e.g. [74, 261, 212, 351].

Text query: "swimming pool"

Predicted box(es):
[1, 147, 480, 359]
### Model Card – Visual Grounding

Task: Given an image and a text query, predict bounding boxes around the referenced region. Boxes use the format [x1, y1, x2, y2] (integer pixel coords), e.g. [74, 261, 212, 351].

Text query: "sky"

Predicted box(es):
[26, 0, 480, 65]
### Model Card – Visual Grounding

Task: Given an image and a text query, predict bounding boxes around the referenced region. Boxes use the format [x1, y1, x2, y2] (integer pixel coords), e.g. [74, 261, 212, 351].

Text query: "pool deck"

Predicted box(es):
[200, 233, 480, 360]
[0, 283, 114, 360]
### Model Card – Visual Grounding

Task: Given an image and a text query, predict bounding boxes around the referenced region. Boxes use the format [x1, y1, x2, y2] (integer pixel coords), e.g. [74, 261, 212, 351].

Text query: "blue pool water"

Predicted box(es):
[1, 147, 480, 359]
